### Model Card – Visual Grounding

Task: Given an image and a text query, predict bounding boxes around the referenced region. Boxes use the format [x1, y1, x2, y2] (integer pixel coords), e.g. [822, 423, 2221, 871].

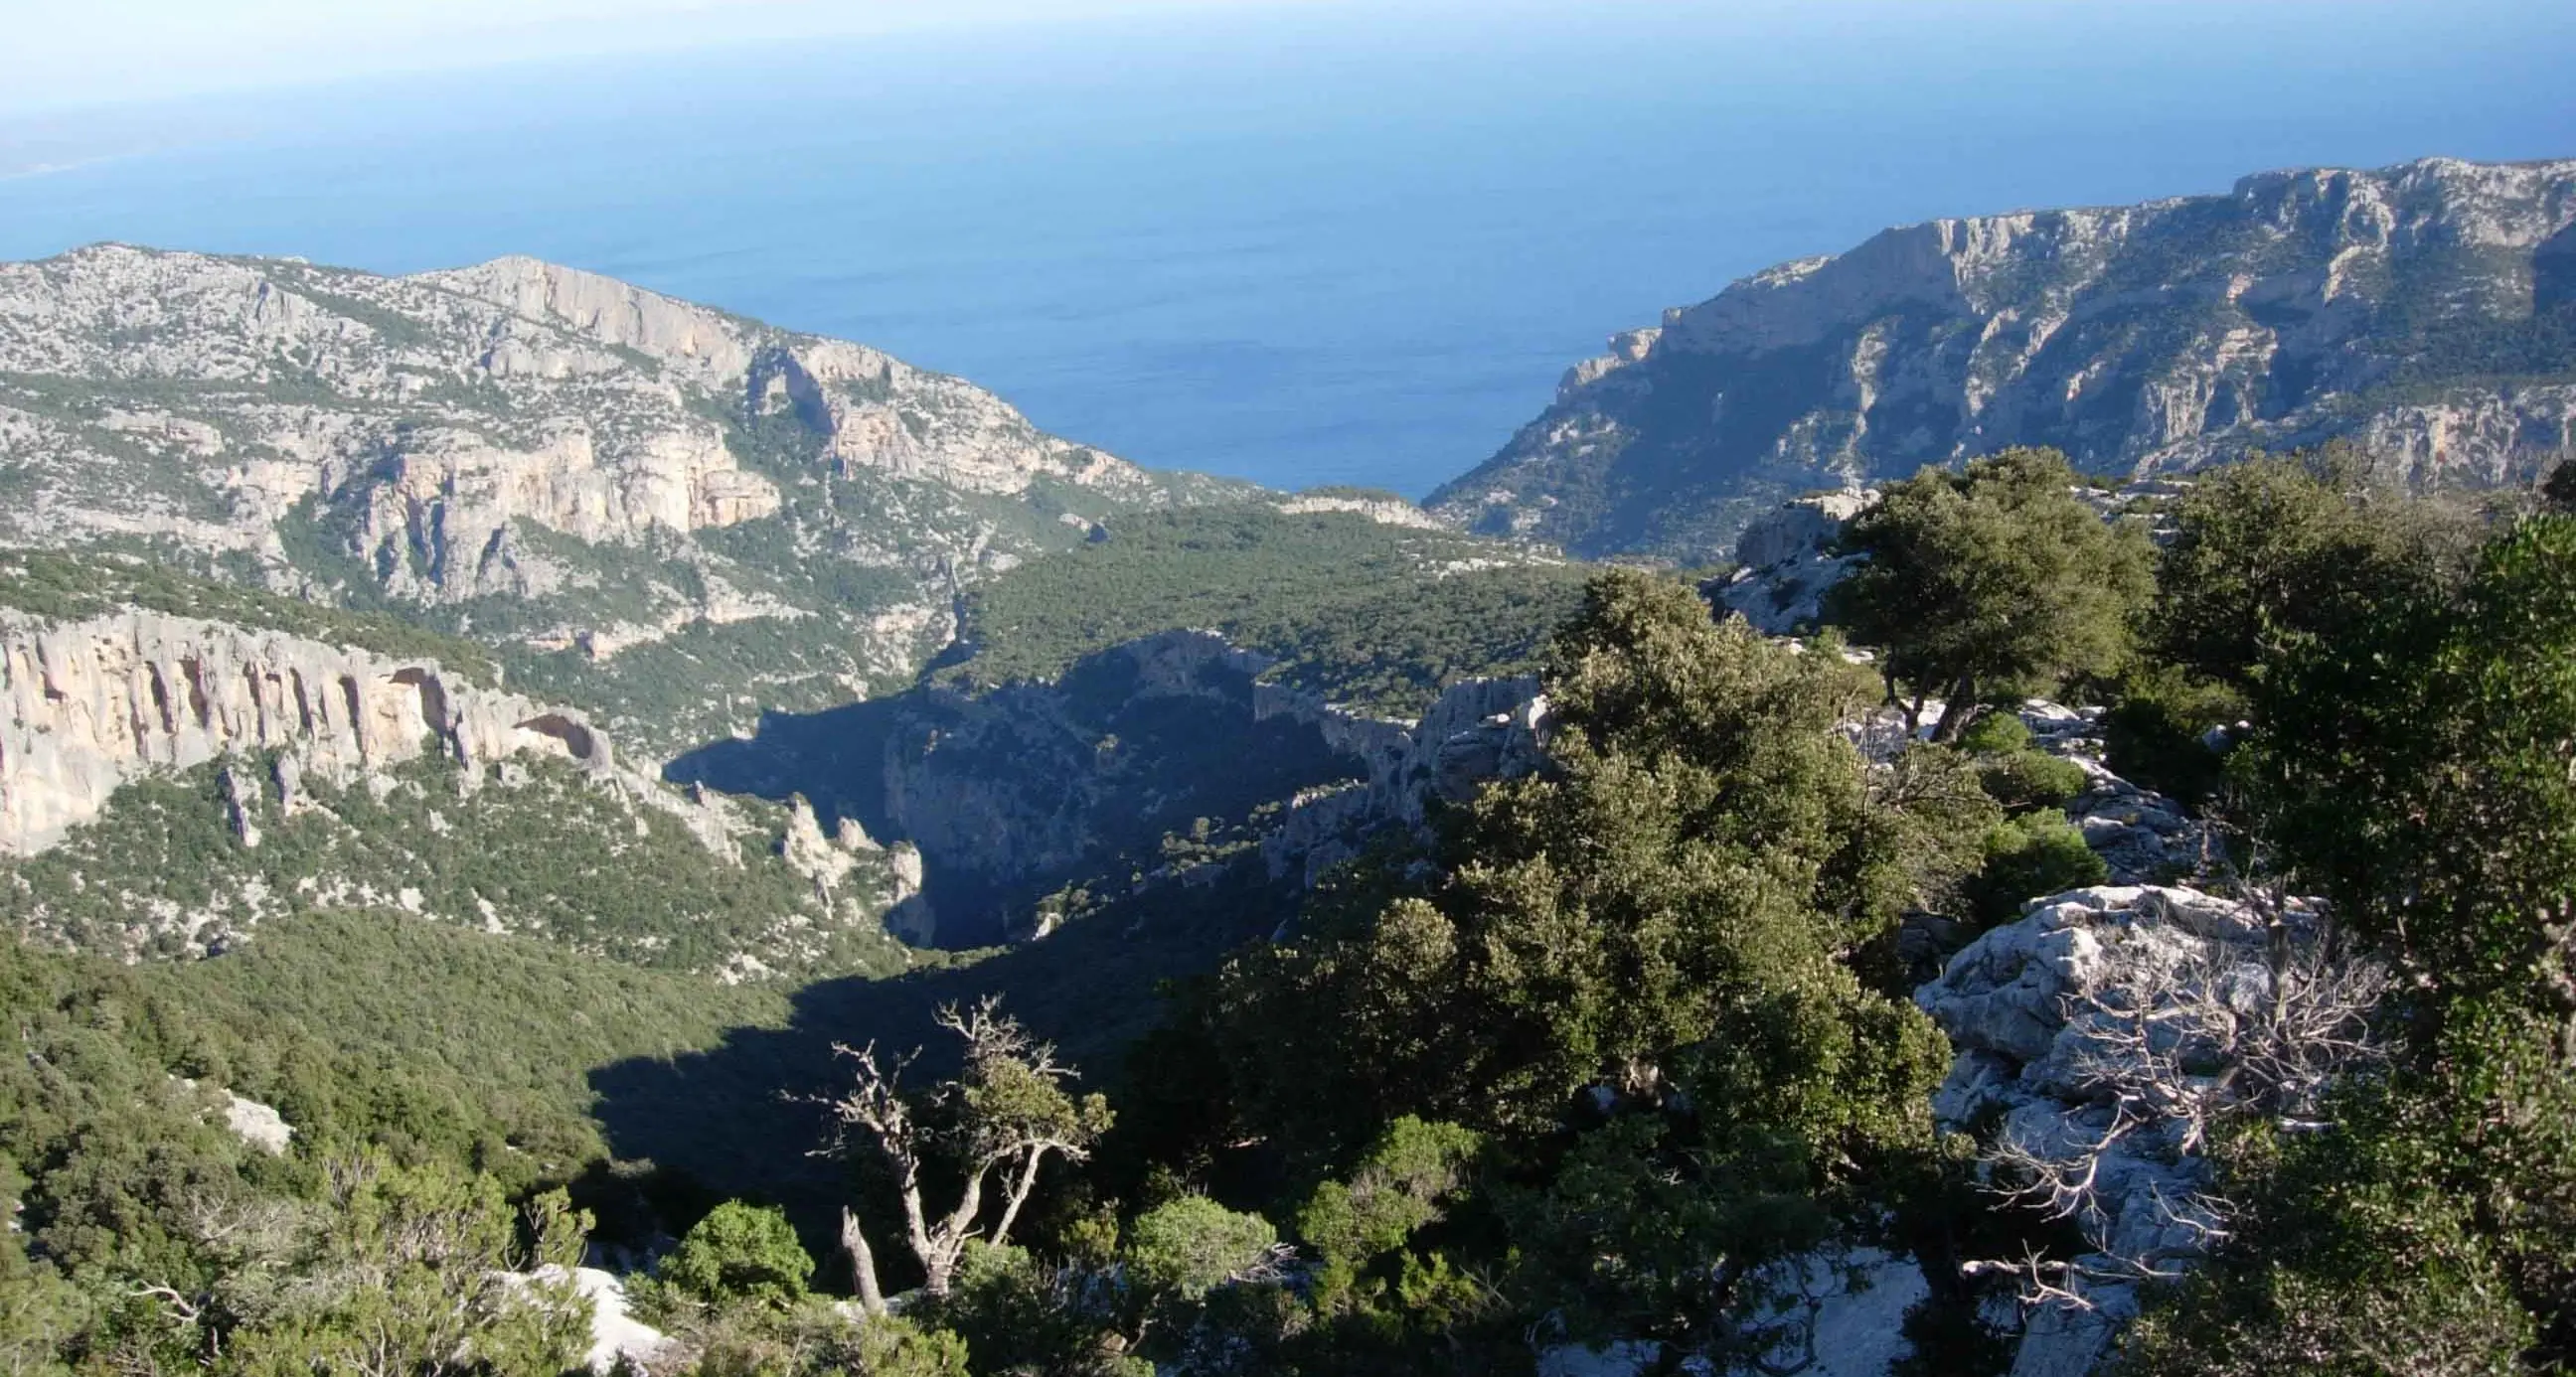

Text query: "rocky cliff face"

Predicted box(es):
[0, 244, 1255, 757]
[1432, 156, 2576, 560]
[0, 247, 1189, 570]
[0, 576, 918, 975]
[886, 638, 1551, 914]
[0, 605, 606, 853]
[668, 626, 1552, 947]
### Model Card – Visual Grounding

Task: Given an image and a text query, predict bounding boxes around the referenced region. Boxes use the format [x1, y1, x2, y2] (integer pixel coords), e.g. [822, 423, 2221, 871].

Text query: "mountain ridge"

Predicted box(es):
[1429, 154, 2576, 560]
[0, 241, 1281, 755]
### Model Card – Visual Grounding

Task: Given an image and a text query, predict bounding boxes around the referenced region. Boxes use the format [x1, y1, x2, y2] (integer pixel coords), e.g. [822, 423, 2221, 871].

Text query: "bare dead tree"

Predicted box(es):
[1969, 881, 2389, 1309]
[811, 996, 1112, 1305]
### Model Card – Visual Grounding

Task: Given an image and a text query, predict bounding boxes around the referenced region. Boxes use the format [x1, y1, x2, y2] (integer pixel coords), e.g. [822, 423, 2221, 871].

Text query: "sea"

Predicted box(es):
[3, 1, 2572, 498]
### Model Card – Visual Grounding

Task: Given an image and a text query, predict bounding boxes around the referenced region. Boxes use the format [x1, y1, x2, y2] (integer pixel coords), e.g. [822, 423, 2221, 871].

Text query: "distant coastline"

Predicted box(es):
[2, 11, 2567, 496]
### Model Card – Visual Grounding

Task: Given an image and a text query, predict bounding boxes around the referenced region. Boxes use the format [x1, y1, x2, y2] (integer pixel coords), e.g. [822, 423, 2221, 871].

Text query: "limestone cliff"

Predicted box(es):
[1432, 156, 2576, 560]
[0, 244, 1255, 756]
[668, 627, 1552, 947]
[0, 581, 921, 976]
[0, 606, 606, 853]
[0, 247, 1198, 573]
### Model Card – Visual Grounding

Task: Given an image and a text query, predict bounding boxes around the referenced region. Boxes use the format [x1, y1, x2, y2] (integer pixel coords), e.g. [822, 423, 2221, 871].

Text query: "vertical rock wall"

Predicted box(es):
[0, 610, 611, 853]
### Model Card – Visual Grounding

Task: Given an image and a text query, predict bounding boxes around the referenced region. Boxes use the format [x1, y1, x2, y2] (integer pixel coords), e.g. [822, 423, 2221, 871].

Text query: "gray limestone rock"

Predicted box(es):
[0, 244, 1283, 760]
[218, 762, 260, 848]
[0, 608, 611, 854]
[222, 1092, 294, 1155]
[1917, 880, 2341, 1374]
[1433, 156, 2576, 561]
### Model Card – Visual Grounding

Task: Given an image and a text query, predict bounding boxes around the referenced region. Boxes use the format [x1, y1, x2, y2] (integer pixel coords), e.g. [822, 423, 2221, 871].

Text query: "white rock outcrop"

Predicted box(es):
[223, 1092, 294, 1154]
[2014, 703, 2215, 884]
[1273, 493, 1449, 529]
[503, 1266, 668, 1374]
[1532, 1248, 1926, 1376]
[1917, 883, 2338, 1376]
[779, 795, 860, 893]
[0, 608, 610, 853]
[1715, 490, 1874, 633]
[179, 1078, 295, 1154]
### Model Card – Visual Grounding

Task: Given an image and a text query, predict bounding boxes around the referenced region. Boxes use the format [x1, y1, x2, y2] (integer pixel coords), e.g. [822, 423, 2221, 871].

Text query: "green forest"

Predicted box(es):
[942, 506, 1594, 715]
[7, 448, 2576, 1375]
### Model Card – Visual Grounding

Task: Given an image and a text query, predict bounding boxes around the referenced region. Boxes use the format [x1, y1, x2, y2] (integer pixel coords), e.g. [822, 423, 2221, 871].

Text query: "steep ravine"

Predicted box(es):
[668, 629, 1547, 948]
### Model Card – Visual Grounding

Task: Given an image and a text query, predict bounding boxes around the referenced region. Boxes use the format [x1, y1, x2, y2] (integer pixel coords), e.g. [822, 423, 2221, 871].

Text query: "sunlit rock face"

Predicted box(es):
[0, 244, 1246, 730]
[1434, 156, 2576, 561]
[0, 608, 609, 853]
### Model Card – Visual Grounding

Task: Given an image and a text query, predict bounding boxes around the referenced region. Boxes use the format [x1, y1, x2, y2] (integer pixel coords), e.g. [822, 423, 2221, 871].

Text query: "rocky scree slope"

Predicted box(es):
[0, 244, 1251, 755]
[1434, 156, 2576, 560]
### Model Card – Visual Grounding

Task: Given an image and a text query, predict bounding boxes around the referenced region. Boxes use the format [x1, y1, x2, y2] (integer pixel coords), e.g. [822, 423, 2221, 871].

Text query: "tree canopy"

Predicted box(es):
[1829, 447, 2155, 740]
[2148, 448, 2472, 693]
[2121, 502, 2576, 1372]
[1193, 570, 1994, 1356]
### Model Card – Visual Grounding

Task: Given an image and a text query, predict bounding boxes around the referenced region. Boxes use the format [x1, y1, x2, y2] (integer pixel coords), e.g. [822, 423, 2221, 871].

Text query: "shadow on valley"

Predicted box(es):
[665, 694, 908, 857]
[664, 637, 1362, 948]
[582, 860, 1297, 1253]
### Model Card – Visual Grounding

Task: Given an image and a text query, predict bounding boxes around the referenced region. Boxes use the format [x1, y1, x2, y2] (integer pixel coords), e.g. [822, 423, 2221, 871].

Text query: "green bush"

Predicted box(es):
[670, 1305, 972, 1377]
[2102, 667, 2242, 811]
[2116, 1017, 2557, 1375]
[1975, 750, 2090, 813]
[655, 1201, 814, 1310]
[1966, 814, 2108, 924]
[922, 1243, 1115, 1375]
[1295, 1117, 1483, 1266]
[1124, 1195, 1279, 1301]
[1955, 711, 2032, 755]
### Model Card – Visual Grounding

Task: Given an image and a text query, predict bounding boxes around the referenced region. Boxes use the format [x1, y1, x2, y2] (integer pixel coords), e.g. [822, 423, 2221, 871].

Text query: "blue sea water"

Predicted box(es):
[2, 2, 2572, 498]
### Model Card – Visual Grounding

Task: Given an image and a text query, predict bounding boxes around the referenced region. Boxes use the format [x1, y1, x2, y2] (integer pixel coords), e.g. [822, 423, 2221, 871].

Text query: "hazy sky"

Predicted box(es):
[13, 0, 2544, 120]
[0, 0, 1344, 115]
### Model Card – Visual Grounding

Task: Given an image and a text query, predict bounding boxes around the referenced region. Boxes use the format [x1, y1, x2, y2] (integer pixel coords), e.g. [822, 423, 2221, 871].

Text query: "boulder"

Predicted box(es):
[1917, 882, 2332, 1373]
[223, 1093, 293, 1155]
[505, 1266, 667, 1373]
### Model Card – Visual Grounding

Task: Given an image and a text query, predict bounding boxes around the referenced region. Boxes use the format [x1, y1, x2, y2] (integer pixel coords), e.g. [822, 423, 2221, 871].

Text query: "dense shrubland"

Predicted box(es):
[943, 506, 1592, 714]
[0, 910, 788, 1371]
[6, 446, 2576, 1373]
[0, 753, 905, 979]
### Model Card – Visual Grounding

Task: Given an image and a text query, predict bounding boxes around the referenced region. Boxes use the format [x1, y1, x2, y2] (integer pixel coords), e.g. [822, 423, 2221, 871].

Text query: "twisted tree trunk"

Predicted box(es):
[840, 1207, 887, 1316]
[1929, 673, 1980, 743]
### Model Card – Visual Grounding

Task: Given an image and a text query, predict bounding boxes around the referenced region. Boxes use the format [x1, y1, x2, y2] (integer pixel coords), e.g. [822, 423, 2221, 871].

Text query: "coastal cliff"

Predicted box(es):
[1432, 156, 2576, 559]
